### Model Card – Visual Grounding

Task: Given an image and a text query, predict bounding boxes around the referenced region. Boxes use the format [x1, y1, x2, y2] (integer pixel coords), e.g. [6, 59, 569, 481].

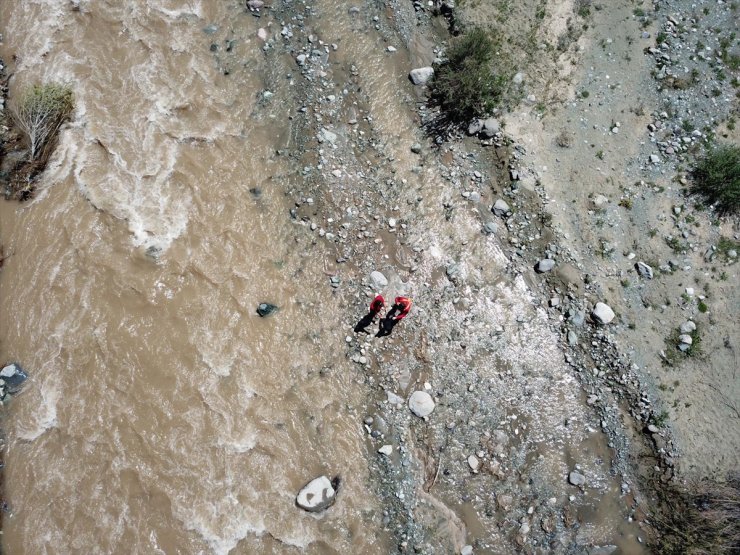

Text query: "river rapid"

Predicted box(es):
[0, 1, 389, 553]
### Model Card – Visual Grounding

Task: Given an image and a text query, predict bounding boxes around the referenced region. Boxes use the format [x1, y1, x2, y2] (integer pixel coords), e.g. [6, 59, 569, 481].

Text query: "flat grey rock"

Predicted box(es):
[480, 117, 500, 137]
[369, 271, 388, 288]
[467, 120, 483, 135]
[535, 259, 556, 273]
[568, 471, 586, 486]
[492, 199, 510, 217]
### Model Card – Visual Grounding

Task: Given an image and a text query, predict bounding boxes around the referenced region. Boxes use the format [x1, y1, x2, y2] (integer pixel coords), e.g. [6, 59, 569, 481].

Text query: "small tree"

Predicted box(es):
[691, 144, 740, 214]
[429, 28, 508, 125]
[11, 83, 74, 162]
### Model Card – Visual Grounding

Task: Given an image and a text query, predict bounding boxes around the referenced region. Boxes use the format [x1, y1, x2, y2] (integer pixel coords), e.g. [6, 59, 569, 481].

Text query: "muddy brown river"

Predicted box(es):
[0, 0, 652, 553]
[0, 1, 391, 553]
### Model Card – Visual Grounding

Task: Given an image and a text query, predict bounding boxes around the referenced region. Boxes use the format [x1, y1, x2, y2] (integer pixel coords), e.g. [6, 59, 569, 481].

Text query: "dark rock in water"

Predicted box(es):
[257, 303, 278, 317]
[0, 363, 28, 394]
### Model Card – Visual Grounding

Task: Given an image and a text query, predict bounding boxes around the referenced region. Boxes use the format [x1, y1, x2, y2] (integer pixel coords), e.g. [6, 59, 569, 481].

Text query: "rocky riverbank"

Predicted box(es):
[267, 0, 737, 551]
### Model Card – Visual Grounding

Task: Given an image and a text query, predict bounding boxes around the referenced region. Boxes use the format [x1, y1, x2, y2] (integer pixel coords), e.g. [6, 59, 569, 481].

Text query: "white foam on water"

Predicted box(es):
[17, 379, 60, 441]
[143, 0, 204, 20]
[175, 496, 266, 555]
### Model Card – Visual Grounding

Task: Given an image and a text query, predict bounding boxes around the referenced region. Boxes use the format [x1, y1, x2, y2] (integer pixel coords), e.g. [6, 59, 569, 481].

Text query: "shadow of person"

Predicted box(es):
[376, 316, 399, 337]
[376, 307, 401, 337]
[354, 312, 377, 334]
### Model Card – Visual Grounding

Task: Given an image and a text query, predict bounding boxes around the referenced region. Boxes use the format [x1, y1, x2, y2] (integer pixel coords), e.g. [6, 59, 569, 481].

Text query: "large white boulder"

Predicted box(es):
[296, 476, 338, 512]
[409, 391, 435, 417]
[409, 67, 434, 85]
[591, 302, 615, 325]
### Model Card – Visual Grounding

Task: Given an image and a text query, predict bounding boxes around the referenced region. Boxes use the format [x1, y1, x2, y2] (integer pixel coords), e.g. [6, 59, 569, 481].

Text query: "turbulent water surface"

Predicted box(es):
[0, 1, 387, 552]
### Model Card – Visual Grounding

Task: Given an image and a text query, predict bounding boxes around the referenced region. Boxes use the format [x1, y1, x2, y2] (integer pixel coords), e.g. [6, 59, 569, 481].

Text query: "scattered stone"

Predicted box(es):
[591, 302, 615, 325]
[535, 259, 556, 273]
[386, 46, 397, 52]
[497, 494, 514, 510]
[387, 391, 404, 405]
[370, 271, 388, 288]
[467, 120, 483, 135]
[410, 143, 422, 154]
[567, 331, 578, 345]
[409, 390, 435, 417]
[589, 546, 618, 555]
[649, 154, 660, 164]
[296, 476, 339, 512]
[647, 424, 660, 434]
[592, 194, 609, 209]
[257, 303, 279, 317]
[678, 334, 693, 345]
[492, 199, 510, 217]
[378, 445, 393, 456]
[679, 321, 696, 334]
[461, 546, 474, 555]
[467, 455, 480, 473]
[568, 471, 586, 486]
[319, 128, 337, 145]
[409, 67, 434, 85]
[483, 222, 498, 235]
[636, 261, 654, 279]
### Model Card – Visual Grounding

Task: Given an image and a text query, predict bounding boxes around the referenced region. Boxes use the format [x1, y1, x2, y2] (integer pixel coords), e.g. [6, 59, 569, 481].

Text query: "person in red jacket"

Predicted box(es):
[369, 295, 386, 317]
[377, 296, 413, 337]
[355, 295, 386, 334]
[391, 296, 412, 320]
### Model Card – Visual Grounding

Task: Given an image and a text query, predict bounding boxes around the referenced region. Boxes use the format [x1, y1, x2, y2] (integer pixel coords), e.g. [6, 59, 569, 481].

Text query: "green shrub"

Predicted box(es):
[429, 28, 508, 126]
[691, 145, 740, 214]
[11, 83, 74, 161]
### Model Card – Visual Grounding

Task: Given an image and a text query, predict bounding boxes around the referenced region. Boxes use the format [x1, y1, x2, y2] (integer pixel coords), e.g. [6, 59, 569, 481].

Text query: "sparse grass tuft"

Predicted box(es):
[691, 145, 740, 214]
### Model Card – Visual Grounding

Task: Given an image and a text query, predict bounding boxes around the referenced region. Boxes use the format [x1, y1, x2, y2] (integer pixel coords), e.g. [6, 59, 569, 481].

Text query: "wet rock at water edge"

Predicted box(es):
[257, 303, 279, 317]
[296, 475, 340, 513]
[535, 259, 555, 273]
[0, 363, 28, 395]
[409, 390, 435, 417]
[409, 67, 434, 85]
[636, 261, 654, 279]
[591, 302, 615, 325]
[568, 471, 586, 486]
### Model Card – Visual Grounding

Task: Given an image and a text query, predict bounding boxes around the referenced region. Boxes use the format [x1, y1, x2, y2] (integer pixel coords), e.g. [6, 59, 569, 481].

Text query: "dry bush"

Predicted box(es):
[11, 83, 73, 162]
[652, 475, 740, 554]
